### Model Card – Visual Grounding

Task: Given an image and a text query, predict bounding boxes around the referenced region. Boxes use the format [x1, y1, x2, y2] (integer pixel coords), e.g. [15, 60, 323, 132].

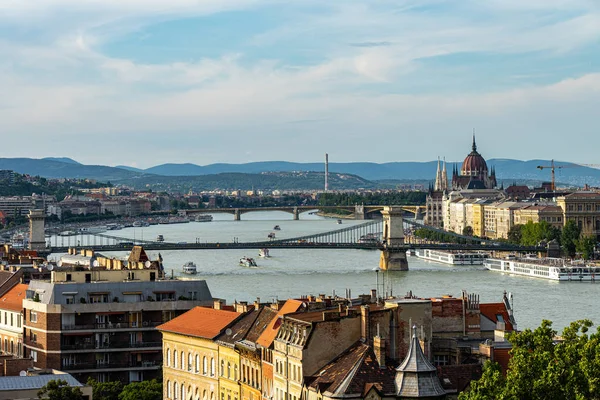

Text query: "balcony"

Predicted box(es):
[61, 360, 161, 371]
[61, 341, 162, 352]
[61, 321, 162, 331]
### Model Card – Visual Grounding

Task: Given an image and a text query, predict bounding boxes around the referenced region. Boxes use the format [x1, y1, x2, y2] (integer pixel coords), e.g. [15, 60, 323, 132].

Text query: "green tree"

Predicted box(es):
[119, 379, 162, 400]
[507, 224, 523, 244]
[38, 379, 84, 400]
[459, 319, 600, 400]
[462, 226, 474, 236]
[562, 220, 581, 257]
[87, 378, 123, 400]
[576, 235, 597, 260]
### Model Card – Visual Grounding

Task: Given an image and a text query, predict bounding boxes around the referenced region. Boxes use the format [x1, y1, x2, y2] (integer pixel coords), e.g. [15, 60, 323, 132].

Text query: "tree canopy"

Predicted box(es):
[460, 319, 600, 400]
[561, 220, 581, 258]
[37, 379, 84, 400]
[118, 379, 162, 400]
[87, 378, 123, 400]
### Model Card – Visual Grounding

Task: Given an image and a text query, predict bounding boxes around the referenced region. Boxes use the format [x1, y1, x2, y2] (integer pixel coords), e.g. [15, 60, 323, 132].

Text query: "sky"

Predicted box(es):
[1, 0, 599, 168]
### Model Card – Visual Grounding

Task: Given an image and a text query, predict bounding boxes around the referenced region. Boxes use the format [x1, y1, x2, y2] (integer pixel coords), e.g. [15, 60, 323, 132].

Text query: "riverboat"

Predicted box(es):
[268, 232, 276, 240]
[273, 225, 281, 231]
[358, 233, 379, 244]
[133, 221, 149, 228]
[484, 257, 599, 281]
[413, 249, 488, 265]
[79, 226, 107, 234]
[195, 215, 213, 222]
[156, 235, 165, 242]
[259, 248, 270, 258]
[337, 219, 343, 224]
[182, 261, 198, 275]
[240, 257, 258, 268]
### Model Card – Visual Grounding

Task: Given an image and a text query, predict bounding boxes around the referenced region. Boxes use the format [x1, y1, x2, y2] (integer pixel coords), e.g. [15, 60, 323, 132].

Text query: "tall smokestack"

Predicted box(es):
[325, 153, 329, 192]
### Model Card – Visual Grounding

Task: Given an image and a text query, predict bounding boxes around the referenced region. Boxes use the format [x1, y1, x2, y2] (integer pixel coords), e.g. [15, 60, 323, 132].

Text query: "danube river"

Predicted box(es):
[50, 211, 599, 332]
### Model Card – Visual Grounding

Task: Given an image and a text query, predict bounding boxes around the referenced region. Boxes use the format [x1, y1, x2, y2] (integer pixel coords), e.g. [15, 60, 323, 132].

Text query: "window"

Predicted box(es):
[188, 353, 193, 371]
[221, 360, 224, 376]
[167, 381, 172, 398]
[167, 348, 171, 367]
[31, 349, 37, 362]
[29, 311, 37, 323]
[234, 365, 238, 380]
[17, 315, 21, 328]
[203, 356, 207, 374]
[156, 292, 176, 301]
[181, 351, 185, 370]
[227, 362, 231, 379]
[181, 385, 185, 400]
[211, 358, 215, 376]
[174, 350, 178, 369]
[10, 314, 13, 326]
[174, 382, 179, 400]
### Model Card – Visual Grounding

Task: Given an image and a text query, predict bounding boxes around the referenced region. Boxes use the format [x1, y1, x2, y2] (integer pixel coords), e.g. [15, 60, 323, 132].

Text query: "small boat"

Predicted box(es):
[259, 248, 270, 258]
[268, 232, 276, 240]
[240, 257, 258, 268]
[156, 235, 165, 242]
[133, 221, 149, 228]
[182, 261, 197, 275]
[195, 214, 213, 222]
[273, 225, 281, 231]
[337, 219, 343, 224]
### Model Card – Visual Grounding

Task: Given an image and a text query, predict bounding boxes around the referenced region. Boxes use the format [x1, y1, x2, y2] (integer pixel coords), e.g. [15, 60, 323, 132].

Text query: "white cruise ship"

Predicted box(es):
[484, 256, 599, 282]
[410, 249, 488, 265]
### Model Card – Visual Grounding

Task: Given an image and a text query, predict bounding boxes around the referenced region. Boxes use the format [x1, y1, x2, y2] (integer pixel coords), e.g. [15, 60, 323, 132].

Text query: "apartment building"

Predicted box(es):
[557, 192, 600, 238]
[0, 284, 27, 358]
[22, 247, 213, 384]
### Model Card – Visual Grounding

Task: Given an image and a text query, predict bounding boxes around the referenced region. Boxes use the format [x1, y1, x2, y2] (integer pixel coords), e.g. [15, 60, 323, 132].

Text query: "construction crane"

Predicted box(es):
[537, 160, 600, 191]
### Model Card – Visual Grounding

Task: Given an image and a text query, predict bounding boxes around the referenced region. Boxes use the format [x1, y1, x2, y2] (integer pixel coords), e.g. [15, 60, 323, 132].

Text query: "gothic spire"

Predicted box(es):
[472, 129, 477, 152]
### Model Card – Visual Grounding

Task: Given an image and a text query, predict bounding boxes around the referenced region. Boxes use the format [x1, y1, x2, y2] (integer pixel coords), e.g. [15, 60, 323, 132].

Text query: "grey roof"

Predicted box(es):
[0, 374, 83, 391]
[395, 326, 446, 398]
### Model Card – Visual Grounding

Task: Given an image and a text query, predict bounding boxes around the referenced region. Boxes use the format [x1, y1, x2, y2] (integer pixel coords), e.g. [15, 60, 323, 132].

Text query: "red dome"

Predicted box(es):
[460, 136, 488, 176]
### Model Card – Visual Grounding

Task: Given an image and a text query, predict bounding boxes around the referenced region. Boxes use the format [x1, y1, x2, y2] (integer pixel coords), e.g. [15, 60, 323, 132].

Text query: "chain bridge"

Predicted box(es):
[45, 207, 544, 271]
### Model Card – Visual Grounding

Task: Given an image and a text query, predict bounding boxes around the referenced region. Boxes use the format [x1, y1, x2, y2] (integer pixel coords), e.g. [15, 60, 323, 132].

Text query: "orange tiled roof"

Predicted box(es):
[256, 299, 303, 348]
[0, 283, 28, 312]
[157, 306, 240, 339]
[479, 303, 514, 331]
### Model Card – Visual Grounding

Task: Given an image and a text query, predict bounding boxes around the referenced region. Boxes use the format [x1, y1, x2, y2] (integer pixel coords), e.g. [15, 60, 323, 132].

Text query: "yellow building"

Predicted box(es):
[471, 203, 485, 237]
[556, 192, 600, 238]
[159, 307, 241, 400]
[514, 205, 563, 230]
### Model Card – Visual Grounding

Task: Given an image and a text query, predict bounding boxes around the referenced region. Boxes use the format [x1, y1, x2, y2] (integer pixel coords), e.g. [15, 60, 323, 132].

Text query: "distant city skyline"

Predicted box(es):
[1, 1, 599, 168]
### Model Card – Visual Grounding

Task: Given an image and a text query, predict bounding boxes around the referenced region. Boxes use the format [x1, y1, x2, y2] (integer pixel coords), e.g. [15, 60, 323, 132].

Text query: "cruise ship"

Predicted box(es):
[484, 256, 599, 281]
[409, 249, 488, 265]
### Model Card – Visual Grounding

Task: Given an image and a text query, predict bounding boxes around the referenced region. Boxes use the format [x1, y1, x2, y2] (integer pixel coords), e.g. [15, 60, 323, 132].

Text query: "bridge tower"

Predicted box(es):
[354, 204, 366, 220]
[293, 207, 299, 220]
[379, 206, 408, 271]
[234, 208, 241, 221]
[28, 209, 46, 252]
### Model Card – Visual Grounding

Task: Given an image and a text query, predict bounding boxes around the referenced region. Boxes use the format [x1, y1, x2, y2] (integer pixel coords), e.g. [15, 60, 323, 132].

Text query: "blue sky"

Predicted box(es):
[1, 0, 599, 168]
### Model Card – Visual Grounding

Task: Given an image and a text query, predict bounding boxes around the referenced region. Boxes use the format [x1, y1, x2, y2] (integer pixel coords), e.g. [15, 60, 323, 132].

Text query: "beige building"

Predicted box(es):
[0, 284, 27, 358]
[556, 192, 600, 238]
[514, 205, 563, 230]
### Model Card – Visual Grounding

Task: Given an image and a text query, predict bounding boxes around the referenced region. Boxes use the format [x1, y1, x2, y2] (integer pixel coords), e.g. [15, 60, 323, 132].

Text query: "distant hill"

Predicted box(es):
[2, 157, 600, 188]
[142, 159, 600, 186]
[0, 158, 148, 181]
[42, 157, 81, 165]
[115, 165, 145, 173]
[119, 171, 382, 191]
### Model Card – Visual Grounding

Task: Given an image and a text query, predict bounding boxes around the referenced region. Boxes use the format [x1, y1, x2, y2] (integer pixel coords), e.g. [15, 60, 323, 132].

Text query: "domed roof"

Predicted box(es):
[461, 135, 487, 174]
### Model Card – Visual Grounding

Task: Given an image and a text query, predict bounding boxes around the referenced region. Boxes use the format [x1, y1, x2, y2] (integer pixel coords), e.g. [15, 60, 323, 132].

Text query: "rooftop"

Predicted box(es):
[0, 283, 28, 312]
[0, 373, 83, 391]
[255, 299, 303, 348]
[158, 306, 241, 339]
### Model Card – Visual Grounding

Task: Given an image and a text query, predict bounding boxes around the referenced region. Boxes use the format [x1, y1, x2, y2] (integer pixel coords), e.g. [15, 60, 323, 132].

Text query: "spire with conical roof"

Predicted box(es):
[394, 325, 446, 398]
[434, 157, 442, 191]
[442, 158, 448, 191]
[472, 129, 477, 152]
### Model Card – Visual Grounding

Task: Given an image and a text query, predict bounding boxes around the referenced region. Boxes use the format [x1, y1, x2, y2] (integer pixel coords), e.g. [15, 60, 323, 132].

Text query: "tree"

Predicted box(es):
[87, 378, 123, 400]
[119, 379, 162, 400]
[507, 224, 523, 244]
[38, 379, 84, 400]
[459, 319, 600, 400]
[576, 235, 596, 260]
[462, 226, 474, 237]
[562, 220, 581, 258]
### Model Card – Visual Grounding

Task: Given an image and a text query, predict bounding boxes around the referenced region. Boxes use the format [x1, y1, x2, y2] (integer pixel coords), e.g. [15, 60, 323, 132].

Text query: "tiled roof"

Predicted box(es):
[307, 342, 396, 396]
[0, 374, 83, 390]
[158, 306, 240, 339]
[0, 271, 14, 287]
[438, 364, 482, 393]
[395, 326, 446, 398]
[216, 307, 260, 346]
[479, 303, 514, 331]
[255, 300, 303, 348]
[0, 283, 28, 312]
[245, 306, 278, 343]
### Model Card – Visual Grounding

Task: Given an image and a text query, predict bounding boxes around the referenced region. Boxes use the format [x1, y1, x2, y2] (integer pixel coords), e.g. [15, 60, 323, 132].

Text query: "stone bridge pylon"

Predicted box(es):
[379, 206, 408, 271]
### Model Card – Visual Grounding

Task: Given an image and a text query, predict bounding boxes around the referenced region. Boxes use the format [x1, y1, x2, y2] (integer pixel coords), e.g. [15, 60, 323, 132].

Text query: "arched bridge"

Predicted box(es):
[179, 205, 423, 221]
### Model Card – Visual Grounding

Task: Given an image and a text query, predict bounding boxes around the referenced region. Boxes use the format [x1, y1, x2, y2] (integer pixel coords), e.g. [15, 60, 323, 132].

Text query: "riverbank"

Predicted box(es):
[316, 212, 355, 220]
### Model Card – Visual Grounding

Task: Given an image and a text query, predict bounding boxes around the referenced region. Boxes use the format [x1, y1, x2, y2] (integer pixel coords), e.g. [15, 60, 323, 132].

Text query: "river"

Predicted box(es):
[50, 211, 599, 332]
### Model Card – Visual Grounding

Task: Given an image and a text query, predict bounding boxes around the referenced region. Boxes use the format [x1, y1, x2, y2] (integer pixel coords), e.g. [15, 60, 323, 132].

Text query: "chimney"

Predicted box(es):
[360, 305, 370, 342]
[235, 301, 249, 313]
[254, 297, 261, 309]
[373, 330, 386, 368]
[213, 299, 225, 310]
[370, 289, 377, 303]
